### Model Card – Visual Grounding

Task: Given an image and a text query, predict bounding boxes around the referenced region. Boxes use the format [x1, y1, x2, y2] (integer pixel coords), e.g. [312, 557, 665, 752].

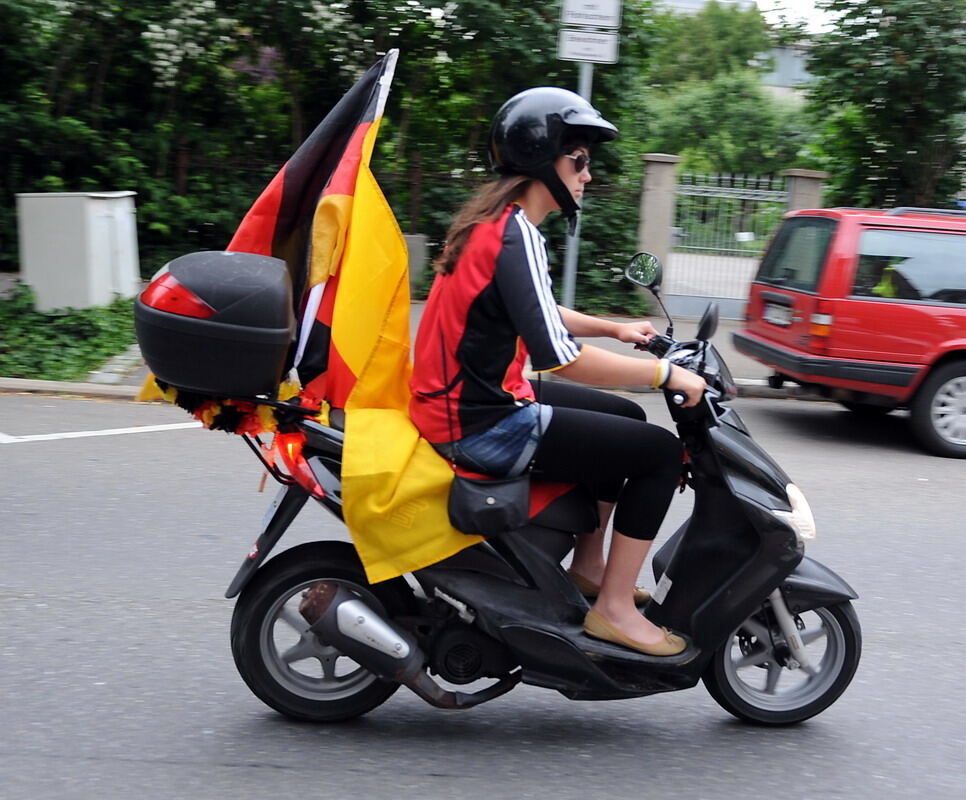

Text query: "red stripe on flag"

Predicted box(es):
[226, 166, 288, 255]
[323, 123, 372, 198]
[322, 348, 357, 409]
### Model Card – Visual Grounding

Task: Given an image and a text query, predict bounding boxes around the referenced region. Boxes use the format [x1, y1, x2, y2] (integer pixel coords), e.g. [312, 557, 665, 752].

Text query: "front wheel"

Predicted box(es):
[230, 541, 413, 722]
[703, 601, 861, 725]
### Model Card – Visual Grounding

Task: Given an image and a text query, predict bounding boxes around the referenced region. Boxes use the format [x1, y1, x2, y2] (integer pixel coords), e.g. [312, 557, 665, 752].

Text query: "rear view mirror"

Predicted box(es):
[696, 302, 719, 342]
[625, 252, 663, 292]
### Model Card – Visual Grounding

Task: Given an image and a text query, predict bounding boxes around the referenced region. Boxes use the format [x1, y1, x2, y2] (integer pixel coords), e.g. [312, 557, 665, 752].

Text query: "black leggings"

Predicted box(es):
[531, 382, 681, 541]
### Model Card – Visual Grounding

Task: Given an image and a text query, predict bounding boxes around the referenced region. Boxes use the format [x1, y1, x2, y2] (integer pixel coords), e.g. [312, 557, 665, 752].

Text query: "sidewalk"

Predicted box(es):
[0, 303, 790, 401]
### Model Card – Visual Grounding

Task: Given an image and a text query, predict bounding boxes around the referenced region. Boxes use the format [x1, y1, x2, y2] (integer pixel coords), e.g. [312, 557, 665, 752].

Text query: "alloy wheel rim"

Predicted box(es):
[930, 376, 966, 446]
[722, 606, 845, 712]
[259, 578, 380, 701]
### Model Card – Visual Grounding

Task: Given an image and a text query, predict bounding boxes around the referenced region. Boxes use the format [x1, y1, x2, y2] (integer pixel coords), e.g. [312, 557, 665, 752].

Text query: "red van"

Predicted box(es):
[733, 207, 966, 457]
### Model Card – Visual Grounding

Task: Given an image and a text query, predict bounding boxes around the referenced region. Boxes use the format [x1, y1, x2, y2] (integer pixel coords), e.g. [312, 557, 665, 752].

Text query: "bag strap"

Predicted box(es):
[440, 328, 458, 469]
[439, 328, 543, 476]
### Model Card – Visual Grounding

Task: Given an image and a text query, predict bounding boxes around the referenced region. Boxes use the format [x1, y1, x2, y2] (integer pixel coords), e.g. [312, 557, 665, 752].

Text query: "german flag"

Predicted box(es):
[227, 50, 399, 399]
[232, 49, 481, 582]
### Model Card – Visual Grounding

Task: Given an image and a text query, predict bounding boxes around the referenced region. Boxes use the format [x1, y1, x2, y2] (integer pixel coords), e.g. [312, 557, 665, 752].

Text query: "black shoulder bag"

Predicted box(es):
[441, 332, 536, 537]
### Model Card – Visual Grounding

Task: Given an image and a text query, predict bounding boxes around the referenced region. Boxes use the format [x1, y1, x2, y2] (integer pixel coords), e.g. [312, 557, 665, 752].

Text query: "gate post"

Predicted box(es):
[781, 168, 828, 211]
[638, 154, 682, 268]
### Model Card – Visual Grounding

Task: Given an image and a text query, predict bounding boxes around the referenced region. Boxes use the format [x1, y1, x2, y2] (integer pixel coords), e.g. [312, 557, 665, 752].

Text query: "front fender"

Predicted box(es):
[782, 556, 858, 614]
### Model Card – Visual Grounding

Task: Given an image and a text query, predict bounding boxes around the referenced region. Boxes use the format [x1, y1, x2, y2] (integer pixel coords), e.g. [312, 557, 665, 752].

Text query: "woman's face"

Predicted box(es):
[554, 146, 592, 203]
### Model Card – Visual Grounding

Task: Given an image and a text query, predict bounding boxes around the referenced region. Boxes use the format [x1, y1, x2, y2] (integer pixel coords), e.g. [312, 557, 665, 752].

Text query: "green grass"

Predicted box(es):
[0, 283, 136, 381]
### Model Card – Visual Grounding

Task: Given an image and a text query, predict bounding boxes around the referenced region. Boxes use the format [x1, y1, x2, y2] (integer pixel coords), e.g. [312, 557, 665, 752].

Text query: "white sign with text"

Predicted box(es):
[561, 0, 622, 29]
[557, 29, 619, 64]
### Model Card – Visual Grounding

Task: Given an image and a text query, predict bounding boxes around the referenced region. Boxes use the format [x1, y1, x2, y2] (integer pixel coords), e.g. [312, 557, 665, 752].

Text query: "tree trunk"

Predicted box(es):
[175, 132, 190, 195]
[408, 150, 423, 234]
[89, 45, 115, 131]
[286, 70, 304, 149]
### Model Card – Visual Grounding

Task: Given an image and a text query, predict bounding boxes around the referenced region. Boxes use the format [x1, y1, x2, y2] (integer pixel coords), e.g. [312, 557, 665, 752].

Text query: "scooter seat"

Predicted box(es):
[451, 466, 598, 536]
[528, 481, 597, 534]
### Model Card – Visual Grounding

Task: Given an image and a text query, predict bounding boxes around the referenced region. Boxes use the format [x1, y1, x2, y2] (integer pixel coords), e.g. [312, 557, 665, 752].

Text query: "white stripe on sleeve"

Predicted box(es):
[513, 214, 580, 364]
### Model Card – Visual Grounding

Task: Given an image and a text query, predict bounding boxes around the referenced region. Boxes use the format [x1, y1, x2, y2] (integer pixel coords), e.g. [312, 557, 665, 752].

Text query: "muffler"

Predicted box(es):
[299, 582, 519, 709]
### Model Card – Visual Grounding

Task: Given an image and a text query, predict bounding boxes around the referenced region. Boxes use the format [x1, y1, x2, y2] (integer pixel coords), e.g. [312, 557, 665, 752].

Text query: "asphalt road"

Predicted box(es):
[2, 392, 965, 799]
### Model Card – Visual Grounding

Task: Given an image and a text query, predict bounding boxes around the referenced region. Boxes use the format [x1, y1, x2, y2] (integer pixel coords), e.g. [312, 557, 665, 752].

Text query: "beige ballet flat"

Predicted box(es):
[583, 609, 687, 657]
[567, 569, 651, 605]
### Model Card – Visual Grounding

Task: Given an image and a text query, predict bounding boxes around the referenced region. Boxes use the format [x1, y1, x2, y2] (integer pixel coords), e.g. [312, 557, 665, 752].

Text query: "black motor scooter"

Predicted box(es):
[227, 253, 861, 726]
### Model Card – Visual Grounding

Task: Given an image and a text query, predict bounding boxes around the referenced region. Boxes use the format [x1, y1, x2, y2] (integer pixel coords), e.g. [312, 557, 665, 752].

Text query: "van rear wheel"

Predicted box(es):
[840, 401, 894, 417]
[910, 362, 966, 458]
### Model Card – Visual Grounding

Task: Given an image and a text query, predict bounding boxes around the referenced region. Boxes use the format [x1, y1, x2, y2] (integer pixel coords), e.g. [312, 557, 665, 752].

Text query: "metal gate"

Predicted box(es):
[666, 173, 787, 317]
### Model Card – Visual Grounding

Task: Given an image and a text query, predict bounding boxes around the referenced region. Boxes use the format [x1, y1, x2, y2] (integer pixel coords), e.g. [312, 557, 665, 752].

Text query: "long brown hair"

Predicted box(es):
[434, 175, 532, 274]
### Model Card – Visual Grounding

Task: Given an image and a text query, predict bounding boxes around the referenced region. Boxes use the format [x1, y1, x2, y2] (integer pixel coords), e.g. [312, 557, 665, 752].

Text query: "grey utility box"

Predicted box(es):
[16, 191, 141, 311]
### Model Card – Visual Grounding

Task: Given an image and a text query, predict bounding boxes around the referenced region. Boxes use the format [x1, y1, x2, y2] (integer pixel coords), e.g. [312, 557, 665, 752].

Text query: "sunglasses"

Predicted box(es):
[563, 153, 591, 173]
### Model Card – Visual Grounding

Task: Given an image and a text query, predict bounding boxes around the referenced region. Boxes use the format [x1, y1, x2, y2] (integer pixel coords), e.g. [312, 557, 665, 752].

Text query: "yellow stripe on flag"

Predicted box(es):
[342, 408, 483, 584]
[309, 193, 353, 286]
[333, 121, 478, 582]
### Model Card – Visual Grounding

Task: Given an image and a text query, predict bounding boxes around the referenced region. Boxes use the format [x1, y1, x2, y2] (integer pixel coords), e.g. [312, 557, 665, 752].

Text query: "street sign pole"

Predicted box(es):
[558, 0, 620, 309]
[561, 62, 594, 309]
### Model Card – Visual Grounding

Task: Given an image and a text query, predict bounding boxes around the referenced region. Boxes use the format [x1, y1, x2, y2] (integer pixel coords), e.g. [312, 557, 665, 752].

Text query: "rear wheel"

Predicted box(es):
[230, 541, 413, 722]
[840, 400, 894, 417]
[703, 601, 861, 725]
[910, 361, 966, 457]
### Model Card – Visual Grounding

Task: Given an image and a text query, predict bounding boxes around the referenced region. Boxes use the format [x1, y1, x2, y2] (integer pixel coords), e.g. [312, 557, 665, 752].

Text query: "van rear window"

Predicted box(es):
[755, 217, 836, 291]
[851, 228, 966, 304]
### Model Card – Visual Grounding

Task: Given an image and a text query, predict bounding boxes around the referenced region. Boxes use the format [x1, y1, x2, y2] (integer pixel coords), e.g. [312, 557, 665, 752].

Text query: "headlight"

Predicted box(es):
[773, 483, 817, 542]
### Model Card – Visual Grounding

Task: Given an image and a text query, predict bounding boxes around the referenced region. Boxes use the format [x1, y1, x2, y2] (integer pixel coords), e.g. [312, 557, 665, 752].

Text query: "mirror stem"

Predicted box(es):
[652, 287, 673, 337]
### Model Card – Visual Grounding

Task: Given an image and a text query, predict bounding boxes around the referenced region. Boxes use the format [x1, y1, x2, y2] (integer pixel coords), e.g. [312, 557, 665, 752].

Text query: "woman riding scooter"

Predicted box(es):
[409, 87, 706, 656]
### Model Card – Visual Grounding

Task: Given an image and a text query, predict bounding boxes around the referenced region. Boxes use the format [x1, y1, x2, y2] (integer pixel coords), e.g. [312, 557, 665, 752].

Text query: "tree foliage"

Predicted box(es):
[647, 0, 773, 87]
[0, 0, 665, 311]
[807, 0, 966, 207]
[634, 2, 813, 178]
[644, 71, 811, 174]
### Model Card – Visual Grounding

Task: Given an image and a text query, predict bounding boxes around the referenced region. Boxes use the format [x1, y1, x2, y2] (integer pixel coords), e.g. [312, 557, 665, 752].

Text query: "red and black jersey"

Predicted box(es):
[410, 203, 581, 443]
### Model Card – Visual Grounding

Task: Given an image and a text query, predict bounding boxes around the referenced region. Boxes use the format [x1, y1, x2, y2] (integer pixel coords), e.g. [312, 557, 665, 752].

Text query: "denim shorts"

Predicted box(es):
[436, 402, 554, 478]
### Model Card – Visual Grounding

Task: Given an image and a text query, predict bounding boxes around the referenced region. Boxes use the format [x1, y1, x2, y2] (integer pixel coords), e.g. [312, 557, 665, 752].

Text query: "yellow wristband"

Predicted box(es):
[651, 359, 669, 389]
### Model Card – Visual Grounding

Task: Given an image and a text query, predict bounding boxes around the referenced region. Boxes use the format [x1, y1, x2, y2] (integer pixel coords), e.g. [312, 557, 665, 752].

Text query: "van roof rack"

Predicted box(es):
[886, 206, 966, 217]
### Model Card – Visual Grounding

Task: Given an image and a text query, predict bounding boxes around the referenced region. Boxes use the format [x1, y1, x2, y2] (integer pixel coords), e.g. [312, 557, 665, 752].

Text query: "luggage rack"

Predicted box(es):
[235, 396, 321, 486]
[886, 206, 966, 217]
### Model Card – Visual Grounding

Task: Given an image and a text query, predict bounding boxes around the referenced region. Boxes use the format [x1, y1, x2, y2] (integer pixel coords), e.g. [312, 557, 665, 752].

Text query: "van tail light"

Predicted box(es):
[809, 302, 834, 352]
[274, 432, 325, 499]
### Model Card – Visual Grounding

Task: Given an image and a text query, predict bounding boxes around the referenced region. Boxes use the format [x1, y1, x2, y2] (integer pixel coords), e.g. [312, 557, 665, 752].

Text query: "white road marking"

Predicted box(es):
[0, 421, 202, 443]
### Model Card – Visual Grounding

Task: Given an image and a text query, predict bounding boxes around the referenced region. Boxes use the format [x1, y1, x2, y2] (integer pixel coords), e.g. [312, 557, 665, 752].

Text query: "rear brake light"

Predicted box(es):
[809, 313, 833, 337]
[141, 273, 216, 319]
[809, 300, 833, 353]
[274, 432, 324, 499]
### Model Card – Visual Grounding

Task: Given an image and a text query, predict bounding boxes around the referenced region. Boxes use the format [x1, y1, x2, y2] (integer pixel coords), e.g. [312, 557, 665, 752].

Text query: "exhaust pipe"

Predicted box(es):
[299, 582, 519, 709]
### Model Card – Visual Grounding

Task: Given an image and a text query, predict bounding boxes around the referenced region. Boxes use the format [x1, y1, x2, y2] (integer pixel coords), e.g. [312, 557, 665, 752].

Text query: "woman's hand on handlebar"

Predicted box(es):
[666, 364, 707, 407]
[613, 320, 658, 346]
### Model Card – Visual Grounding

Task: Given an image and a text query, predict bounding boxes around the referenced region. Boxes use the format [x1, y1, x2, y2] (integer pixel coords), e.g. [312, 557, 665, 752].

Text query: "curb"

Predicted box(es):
[0, 377, 141, 400]
[0, 375, 793, 402]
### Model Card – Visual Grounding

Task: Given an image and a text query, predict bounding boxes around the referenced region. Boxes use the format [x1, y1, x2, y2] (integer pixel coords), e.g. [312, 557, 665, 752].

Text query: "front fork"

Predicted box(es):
[768, 588, 813, 672]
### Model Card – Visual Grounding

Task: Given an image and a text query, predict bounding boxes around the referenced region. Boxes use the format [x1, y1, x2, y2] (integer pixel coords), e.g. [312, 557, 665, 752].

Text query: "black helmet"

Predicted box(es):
[488, 87, 618, 228]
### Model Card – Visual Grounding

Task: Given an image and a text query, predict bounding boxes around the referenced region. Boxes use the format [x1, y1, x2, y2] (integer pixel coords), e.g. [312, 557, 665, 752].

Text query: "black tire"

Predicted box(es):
[230, 541, 413, 722]
[703, 601, 861, 726]
[840, 401, 894, 417]
[910, 361, 966, 457]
